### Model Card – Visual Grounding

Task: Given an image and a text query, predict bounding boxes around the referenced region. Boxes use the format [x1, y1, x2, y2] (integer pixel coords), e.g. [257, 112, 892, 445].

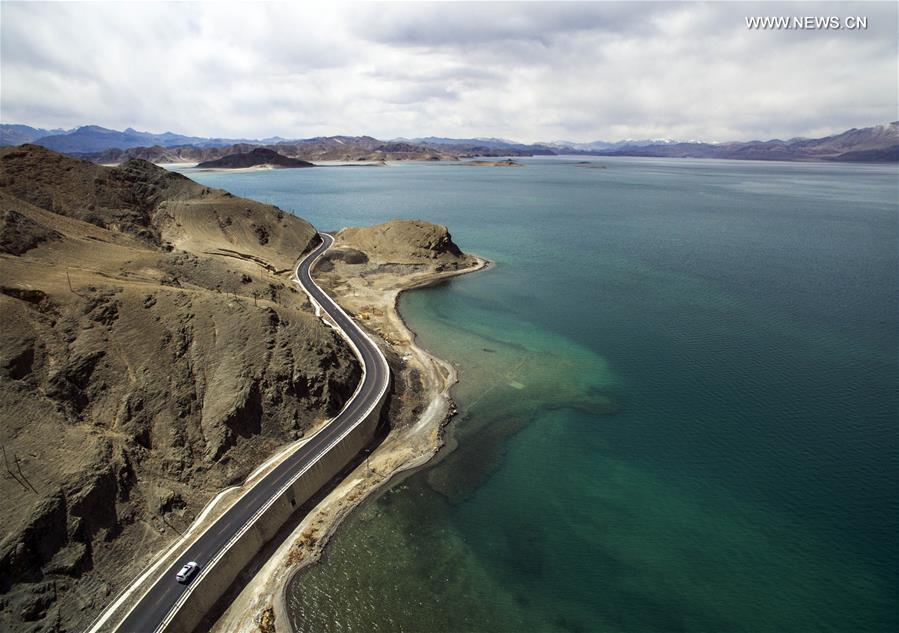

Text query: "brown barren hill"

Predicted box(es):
[195, 147, 315, 169]
[336, 219, 471, 266]
[0, 146, 360, 631]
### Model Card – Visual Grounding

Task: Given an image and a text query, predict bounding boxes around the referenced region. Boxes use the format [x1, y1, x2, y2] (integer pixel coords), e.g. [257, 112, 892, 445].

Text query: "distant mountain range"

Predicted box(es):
[393, 136, 557, 155]
[0, 124, 287, 154]
[85, 137, 458, 164]
[589, 123, 899, 162]
[1, 122, 896, 163]
[543, 138, 705, 152]
[0, 124, 72, 146]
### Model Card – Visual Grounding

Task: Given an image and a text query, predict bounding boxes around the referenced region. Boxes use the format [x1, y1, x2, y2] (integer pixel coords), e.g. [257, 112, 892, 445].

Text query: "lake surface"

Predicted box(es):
[183, 157, 898, 632]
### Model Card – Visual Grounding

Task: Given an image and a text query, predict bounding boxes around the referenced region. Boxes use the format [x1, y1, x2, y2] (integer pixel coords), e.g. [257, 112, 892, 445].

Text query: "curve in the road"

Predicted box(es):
[90, 233, 389, 633]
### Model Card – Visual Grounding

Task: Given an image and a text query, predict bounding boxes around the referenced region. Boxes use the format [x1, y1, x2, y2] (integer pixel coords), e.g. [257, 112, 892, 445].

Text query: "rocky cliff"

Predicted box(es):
[0, 146, 359, 632]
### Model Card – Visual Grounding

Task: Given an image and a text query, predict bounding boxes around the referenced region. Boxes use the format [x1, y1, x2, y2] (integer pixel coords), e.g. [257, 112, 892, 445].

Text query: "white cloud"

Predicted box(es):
[1, 1, 895, 142]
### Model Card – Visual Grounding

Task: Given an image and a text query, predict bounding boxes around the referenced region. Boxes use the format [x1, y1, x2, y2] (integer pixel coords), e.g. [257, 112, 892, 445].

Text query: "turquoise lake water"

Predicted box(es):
[183, 157, 898, 632]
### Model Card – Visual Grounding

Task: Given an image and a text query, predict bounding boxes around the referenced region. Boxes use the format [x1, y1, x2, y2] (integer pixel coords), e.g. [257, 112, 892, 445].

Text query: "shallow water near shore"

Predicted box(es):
[184, 157, 898, 632]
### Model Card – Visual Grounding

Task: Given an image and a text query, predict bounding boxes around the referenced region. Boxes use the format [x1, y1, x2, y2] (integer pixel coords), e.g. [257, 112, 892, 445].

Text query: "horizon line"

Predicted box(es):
[2, 119, 896, 148]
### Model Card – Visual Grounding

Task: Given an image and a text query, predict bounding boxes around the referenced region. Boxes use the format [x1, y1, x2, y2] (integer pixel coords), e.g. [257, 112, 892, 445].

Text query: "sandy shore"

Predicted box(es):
[311, 160, 388, 167]
[103, 163, 279, 172]
[191, 164, 300, 173]
[187, 162, 387, 171]
[209, 250, 488, 633]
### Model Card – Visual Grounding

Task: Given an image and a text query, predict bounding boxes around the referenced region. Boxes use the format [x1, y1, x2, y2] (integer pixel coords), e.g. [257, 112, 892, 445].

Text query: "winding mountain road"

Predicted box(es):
[88, 233, 390, 633]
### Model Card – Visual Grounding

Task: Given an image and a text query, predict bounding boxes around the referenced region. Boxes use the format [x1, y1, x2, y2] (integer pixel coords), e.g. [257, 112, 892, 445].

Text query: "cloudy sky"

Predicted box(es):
[1, 1, 896, 143]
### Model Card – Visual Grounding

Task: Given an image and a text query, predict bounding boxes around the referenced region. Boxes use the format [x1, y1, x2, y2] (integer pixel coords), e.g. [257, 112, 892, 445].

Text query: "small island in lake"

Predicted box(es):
[196, 147, 314, 169]
[464, 158, 523, 167]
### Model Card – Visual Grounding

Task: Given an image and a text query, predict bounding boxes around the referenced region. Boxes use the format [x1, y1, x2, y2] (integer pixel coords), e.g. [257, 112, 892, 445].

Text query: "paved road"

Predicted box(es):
[95, 233, 389, 633]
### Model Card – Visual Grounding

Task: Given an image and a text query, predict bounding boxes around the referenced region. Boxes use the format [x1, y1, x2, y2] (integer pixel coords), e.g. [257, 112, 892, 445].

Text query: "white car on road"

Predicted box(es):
[175, 562, 200, 584]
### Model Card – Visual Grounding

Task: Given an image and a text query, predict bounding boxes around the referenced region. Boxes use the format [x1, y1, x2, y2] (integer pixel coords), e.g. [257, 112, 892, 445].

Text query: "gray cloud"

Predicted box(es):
[346, 2, 673, 47]
[1, 1, 895, 143]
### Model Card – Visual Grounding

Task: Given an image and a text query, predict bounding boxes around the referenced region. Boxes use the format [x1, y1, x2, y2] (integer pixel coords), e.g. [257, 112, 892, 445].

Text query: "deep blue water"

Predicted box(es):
[182, 157, 898, 632]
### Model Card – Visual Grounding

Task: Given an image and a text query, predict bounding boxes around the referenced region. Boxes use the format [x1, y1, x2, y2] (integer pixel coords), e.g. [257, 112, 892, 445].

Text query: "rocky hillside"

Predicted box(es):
[0, 146, 360, 632]
[335, 220, 471, 267]
[196, 148, 314, 169]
